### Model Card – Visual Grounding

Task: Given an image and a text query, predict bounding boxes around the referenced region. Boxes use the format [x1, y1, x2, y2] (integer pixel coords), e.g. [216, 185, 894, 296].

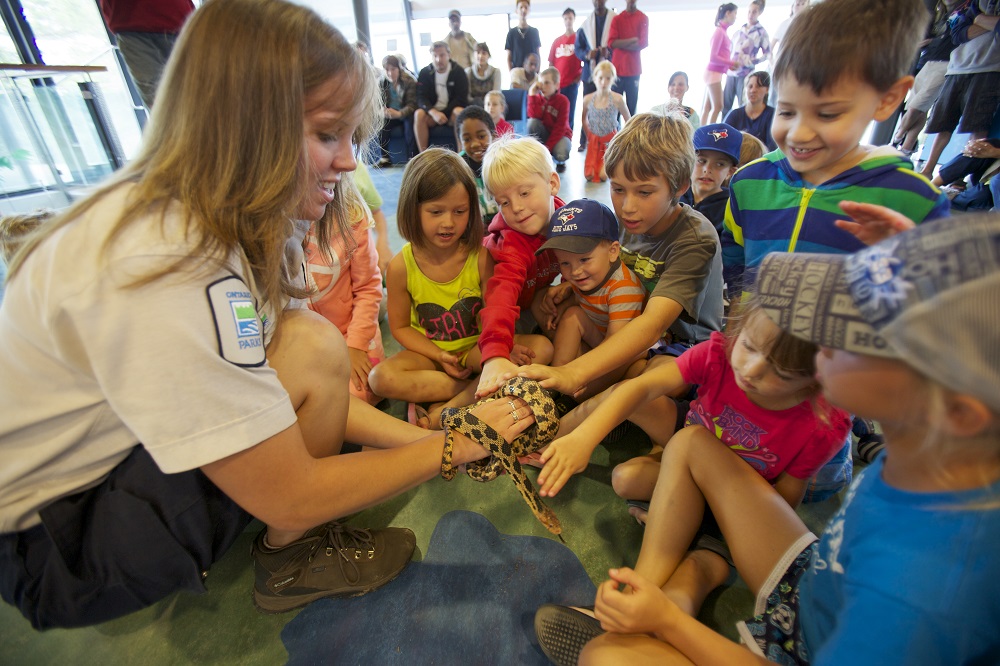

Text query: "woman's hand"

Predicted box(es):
[834, 201, 915, 246]
[449, 396, 535, 465]
[348, 347, 373, 393]
[439, 350, 472, 379]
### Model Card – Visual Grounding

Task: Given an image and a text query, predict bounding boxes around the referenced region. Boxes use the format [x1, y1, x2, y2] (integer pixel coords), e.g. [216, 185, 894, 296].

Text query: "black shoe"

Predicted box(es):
[251, 521, 415, 613]
[556, 162, 566, 173]
[534, 604, 605, 666]
[577, 144, 586, 152]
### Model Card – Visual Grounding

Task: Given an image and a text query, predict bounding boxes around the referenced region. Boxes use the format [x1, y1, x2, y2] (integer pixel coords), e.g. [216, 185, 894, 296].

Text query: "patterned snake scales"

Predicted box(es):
[439, 377, 562, 536]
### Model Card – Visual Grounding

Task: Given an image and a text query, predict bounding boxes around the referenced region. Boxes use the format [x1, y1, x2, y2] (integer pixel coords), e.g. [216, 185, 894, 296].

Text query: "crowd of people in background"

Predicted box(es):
[1, 1, 1000, 664]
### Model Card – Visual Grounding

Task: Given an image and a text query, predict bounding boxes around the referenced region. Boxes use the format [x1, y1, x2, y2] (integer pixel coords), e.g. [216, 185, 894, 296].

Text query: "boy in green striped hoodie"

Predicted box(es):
[721, 0, 950, 298]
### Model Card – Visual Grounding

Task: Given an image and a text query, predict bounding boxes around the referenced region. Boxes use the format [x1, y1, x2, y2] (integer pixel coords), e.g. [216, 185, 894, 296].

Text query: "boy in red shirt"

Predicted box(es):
[549, 8, 583, 143]
[608, 0, 648, 117]
[527, 67, 573, 172]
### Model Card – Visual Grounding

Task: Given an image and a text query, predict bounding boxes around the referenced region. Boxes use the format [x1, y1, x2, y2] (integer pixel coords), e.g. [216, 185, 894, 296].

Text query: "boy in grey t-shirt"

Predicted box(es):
[521, 112, 723, 403]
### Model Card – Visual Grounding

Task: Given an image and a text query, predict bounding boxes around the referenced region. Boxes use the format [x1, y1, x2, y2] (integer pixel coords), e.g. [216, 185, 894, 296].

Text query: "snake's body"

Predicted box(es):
[440, 378, 562, 535]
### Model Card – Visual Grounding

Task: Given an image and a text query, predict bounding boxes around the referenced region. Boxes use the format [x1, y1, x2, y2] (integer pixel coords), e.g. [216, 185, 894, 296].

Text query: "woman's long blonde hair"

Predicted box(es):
[8, 0, 381, 319]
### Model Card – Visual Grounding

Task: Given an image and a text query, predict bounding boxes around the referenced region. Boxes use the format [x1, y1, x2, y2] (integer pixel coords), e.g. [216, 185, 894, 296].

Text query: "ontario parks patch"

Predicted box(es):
[207, 276, 266, 367]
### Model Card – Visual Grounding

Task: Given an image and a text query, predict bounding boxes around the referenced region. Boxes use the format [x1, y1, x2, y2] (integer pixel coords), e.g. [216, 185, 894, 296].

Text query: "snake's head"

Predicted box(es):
[539, 508, 562, 536]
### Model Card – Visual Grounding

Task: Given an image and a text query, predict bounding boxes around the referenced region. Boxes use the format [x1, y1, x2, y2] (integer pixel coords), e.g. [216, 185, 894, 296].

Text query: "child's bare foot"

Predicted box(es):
[625, 500, 649, 525]
[407, 403, 430, 429]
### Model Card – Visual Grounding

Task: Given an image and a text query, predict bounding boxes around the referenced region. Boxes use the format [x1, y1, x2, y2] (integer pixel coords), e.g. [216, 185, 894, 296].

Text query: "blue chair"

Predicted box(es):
[502, 88, 529, 135]
[428, 123, 457, 152]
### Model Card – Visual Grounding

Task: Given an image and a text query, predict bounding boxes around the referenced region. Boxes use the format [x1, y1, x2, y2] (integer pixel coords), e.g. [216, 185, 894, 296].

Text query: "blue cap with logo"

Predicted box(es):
[536, 199, 620, 255]
[693, 123, 742, 165]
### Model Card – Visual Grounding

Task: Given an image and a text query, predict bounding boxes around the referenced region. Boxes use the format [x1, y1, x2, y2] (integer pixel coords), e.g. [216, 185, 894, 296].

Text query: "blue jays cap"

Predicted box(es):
[536, 199, 620, 255]
[693, 123, 742, 165]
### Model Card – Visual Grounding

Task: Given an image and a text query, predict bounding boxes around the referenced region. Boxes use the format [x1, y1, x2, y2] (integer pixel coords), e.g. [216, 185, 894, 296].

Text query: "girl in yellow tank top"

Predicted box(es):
[369, 149, 554, 428]
[367, 150, 490, 427]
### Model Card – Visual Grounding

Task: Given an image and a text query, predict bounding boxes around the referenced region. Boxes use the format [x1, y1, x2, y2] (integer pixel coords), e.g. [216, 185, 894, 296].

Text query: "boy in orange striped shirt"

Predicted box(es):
[536, 199, 646, 367]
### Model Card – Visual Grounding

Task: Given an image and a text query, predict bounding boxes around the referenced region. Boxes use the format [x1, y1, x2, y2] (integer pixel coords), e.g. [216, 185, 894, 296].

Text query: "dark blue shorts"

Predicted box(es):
[0, 446, 251, 630]
[737, 535, 818, 665]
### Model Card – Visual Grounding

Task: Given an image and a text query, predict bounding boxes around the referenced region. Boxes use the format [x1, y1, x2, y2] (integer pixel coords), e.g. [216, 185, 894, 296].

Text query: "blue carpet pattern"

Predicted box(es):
[282, 510, 597, 665]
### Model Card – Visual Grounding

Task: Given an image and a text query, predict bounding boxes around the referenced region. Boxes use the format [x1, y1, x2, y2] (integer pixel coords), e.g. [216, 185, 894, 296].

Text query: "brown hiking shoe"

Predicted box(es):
[251, 521, 415, 613]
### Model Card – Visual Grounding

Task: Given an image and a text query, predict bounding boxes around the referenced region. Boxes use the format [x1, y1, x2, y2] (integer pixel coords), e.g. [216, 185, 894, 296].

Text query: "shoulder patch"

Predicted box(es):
[207, 276, 266, 367]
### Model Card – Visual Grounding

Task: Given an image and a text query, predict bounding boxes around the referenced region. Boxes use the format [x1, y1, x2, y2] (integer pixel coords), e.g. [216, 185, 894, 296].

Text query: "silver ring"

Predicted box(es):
[511, 410, 520, 422]
[507, 399, 517, 411]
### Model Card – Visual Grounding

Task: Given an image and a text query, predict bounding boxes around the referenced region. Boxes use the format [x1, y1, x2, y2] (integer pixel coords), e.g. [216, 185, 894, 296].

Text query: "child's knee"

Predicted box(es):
[366, 360, 395, 396]
[611, 457, 656, 498]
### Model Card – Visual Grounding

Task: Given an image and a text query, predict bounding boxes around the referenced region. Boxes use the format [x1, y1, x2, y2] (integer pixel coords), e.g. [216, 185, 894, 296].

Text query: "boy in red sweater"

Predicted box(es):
[476, 134, 566, 397]
[527, 67, 573, 172]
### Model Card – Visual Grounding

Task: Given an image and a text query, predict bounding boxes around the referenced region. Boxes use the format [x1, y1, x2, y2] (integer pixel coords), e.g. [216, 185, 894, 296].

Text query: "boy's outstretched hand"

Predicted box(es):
[537, 432, 595, 497]
[835, 201, 916, 246]
[476, 356, 519, 398]
[595, 567, 675, 638]
[518, 363, 589, 398]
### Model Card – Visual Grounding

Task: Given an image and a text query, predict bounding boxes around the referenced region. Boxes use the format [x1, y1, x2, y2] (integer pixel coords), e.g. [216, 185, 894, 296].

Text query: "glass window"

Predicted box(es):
[19, 0, 142, 160]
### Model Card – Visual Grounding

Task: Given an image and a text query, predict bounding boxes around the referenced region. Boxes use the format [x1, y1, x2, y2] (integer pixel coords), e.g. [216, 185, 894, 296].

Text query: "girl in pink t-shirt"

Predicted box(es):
[702, 3, 738, 124]
[535, 296, 850, 618]
[538, 298, 850, 508]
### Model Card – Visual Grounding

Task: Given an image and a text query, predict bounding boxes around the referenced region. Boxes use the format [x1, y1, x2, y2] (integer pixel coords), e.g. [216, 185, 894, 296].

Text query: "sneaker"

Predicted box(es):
[534, 604, 604, 666]
[852, 417, 885, 464]
[251, 521, 415, 613]
[556, 162, 566, 173]
[603, 420, 634, 443]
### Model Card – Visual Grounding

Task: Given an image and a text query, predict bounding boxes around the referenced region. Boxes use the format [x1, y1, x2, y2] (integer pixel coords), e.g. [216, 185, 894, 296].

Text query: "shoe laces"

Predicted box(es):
[308, 522, 377, 585]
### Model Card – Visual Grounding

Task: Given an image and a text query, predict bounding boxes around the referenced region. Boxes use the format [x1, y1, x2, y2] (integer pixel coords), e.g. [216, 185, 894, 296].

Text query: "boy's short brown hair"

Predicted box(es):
[773, 0, 929, 94]
[738, 132, 767, 168]
[605, 112, 694, 200]
[540, 67, 560, 85]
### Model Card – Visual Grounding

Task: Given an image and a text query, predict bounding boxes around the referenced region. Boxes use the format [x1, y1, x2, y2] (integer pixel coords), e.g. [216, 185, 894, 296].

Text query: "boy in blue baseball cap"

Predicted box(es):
[535, 198, 647, 367]
[680, 122, 742, 238]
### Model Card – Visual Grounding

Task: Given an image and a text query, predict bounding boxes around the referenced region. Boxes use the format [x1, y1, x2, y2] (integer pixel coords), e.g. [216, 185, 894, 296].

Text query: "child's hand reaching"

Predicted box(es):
[537, 432, 597, 497]
[439, 350, 472, 379]
[476, 356, 519, 397]
[509, 343, 537, 366]
[347, 347, 374, 393]
[540, 282, 573, 331]
[835, 201, 915, 246]
[594, 567, 675, 637]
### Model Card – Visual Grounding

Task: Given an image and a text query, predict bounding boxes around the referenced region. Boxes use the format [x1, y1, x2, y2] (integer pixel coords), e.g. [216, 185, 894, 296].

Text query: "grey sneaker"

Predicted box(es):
[252, 521, 415, 613]
[534, 604, 604, 665]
